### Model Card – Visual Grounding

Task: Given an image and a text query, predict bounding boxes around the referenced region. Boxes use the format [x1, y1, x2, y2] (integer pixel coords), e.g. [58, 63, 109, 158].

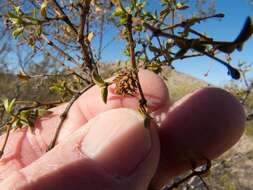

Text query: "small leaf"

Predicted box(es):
[20, 110, 28, 119]
[118, 17, 128, 26]
[138, 107, 152, 128]
[176, 2, 189, 10]
[143, 10, 151, 16]
[144, 115, 151, 128]
[160, 8, 170, 18]
[87, 32, 94, 42]
[12, 27, 24, 39]
[2, 98, 9, 113]
[7, 12, 18, 19]
[37, 26, 43, 36]
[2, 98, 16, 113]
[113, 7, 125, 17]
[14, 6, 22, 15]
[33, 8, 37, 18]
[7, 12, 22, 25]
[8, 98, 16, 113]
[12, 119, 22, 130]
[28, 38, 35, 46]
[147, 63, 162, 74]
[40, 0, 47, 17]
[101, 85, 108, 104]
[242, 66, 251, 73]
[92, 70, 105, 87]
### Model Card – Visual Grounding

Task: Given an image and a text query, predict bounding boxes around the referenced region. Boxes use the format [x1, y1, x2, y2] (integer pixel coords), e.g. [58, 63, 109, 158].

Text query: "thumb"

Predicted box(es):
[1, 108, 160, 190]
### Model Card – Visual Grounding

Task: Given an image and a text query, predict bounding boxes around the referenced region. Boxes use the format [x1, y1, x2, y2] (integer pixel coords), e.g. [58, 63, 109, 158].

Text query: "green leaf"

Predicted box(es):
[20, 110, 28, 118]
[7, 12, 22, 25]
[118, 17, 128, 26]
[8, 98, 16, 113]
[27, 38, 35, 46]
[101, 85, 108, 104]
[33, 8, 37, 18]
[7, 12, 18, 19]
[160, 8, 170, 18]
[176, 2, 189, 10]
[143, 10, 151, 16]
[37, 26, 43, 36]
[14, 6, 22, 15]
[2, 98, 16, 113]
[153, 10, 158, 19]
[147, 63, 162, 74]
[20, 110, 37, 128]
[2, 98, 9, 113]
[12, 119, 22, 130]
[40, 0, 47, 17]
[12, 27, 24, 39]
[144, 115, 151, 128]
[113, 8, 125, 17]
[91, 70, 106, 87]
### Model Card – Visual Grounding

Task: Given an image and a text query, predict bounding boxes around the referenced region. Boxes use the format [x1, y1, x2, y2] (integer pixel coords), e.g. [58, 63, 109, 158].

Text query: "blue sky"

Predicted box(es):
[97, 0, 253, 86]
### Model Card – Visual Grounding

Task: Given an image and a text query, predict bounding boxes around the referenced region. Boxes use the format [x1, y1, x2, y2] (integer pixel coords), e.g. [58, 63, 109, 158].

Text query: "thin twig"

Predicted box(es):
[41, 47, 91, 84]
[135, 20, 239, 74]
[77, 2, 93, 71]
[126, 15, 147, 108]
[0, 124, 11, 158]
[41, 34, 79, 65]
[50, 0, 94, 71]
[50, 0, 78, 34]
[161, 13, 224, 31]
[240, 70, 252, 105]
[47, 83, 94, 151]
[199, 175, 210, 190]
[0, 118, 17, 158]
[189, 28, 213, 41]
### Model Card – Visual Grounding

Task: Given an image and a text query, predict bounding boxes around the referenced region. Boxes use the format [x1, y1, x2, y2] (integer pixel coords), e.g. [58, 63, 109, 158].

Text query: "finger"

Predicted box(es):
[150, 87, 245, 189]
[0, 70, 168, 178]
[0, 108, 160, 190]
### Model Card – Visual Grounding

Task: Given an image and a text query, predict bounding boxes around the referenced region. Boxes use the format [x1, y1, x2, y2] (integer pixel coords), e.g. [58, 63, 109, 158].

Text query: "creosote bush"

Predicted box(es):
[0, 0, 253, 189]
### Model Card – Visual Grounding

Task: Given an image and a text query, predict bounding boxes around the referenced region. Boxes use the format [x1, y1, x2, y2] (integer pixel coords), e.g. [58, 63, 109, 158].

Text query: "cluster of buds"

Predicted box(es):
[113, 69, 138, 96]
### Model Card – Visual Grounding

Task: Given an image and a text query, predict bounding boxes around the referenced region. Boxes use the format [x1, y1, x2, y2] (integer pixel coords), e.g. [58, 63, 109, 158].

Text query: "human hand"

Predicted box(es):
[0, 70, 245, 190]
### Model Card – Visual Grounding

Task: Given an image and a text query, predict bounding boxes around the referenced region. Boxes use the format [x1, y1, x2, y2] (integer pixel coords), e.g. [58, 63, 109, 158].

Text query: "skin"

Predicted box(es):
[0, 70, 245, 190]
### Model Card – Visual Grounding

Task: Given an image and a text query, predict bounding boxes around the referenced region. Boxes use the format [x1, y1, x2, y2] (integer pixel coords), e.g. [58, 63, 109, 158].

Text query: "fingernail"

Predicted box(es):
[81, 108, 151, 177]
